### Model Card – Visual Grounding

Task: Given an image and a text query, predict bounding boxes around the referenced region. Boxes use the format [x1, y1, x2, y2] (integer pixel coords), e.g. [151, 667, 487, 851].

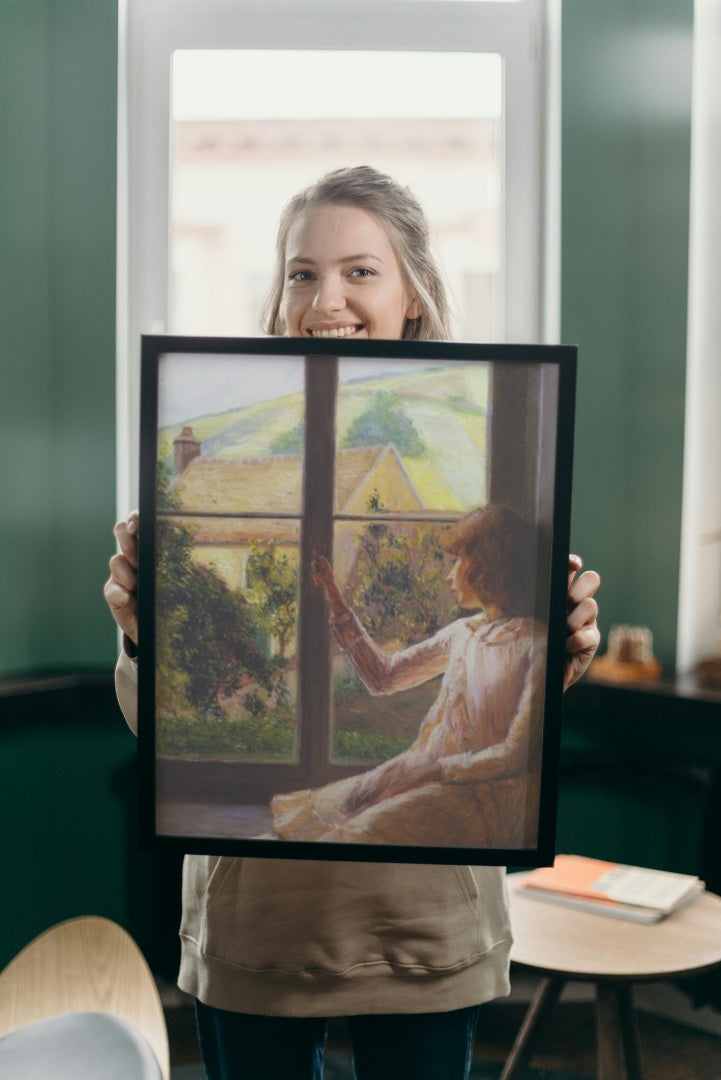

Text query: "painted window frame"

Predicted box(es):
[151, 355, 467, 793]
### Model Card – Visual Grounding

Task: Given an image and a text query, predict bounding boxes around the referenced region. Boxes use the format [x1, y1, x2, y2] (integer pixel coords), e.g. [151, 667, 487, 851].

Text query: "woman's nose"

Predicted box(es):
[313, 274, 345, 314]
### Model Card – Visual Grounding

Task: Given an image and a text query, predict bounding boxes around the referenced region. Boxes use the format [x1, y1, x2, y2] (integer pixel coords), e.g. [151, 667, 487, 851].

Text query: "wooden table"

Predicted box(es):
[503, 873, 721, 1080]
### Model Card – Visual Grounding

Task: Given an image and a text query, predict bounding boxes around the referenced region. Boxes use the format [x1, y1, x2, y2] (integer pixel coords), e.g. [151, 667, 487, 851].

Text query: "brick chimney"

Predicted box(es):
[174, 426, 201, 473]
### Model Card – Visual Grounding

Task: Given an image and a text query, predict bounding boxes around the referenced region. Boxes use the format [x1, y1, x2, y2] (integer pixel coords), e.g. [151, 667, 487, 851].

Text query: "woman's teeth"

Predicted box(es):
[309, 325, 360, 338]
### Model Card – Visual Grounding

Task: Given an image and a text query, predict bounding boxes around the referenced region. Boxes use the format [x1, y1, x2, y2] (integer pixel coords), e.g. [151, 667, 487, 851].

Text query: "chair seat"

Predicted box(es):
[0, 1011, 162, 1079]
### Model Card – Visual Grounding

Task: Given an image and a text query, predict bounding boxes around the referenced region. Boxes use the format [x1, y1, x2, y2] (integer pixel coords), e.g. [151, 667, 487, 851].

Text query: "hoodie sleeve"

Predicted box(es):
[115, 645, 139, 736]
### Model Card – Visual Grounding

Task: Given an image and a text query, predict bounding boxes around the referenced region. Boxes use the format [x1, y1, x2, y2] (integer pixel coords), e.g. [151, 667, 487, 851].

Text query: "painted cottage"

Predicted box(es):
[169, 430, 426, 592]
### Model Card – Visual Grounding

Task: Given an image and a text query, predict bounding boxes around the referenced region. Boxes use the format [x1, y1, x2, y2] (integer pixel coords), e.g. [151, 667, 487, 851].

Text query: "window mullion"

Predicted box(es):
[299, 357, 339, 782]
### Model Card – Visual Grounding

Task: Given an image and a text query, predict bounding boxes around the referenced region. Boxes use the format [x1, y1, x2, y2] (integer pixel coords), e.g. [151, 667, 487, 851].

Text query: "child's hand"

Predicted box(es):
[311, 554, 335, 591]
[311, 554, 348, 617]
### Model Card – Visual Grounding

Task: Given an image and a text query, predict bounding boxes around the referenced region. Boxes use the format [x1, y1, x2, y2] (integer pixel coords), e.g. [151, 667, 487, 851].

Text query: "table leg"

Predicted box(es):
[500, 976, 565, 1080]
[596, 982, 643, 1080]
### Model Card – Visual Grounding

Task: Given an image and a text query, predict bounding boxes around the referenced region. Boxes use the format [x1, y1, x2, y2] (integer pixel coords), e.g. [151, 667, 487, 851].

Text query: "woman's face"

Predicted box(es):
[281, 203, 421, 340]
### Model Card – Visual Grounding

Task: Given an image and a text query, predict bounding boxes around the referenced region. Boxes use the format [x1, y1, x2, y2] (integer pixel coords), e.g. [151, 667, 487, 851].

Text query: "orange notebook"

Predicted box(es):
[517, 854, 704, 923]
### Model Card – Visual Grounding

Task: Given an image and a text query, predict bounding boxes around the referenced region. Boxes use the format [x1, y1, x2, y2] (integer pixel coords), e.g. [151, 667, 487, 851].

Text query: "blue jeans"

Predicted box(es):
[195, 1000, 481, 1080]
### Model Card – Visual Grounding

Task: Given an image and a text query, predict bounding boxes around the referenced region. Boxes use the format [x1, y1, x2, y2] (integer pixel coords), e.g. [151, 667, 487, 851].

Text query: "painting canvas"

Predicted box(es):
[137, 336, 576, 865]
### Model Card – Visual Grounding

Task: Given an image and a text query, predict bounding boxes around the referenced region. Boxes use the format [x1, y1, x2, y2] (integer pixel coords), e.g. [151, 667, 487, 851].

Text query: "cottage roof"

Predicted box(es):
[170, 444, 425, 544]
[174, 444, 420, 514]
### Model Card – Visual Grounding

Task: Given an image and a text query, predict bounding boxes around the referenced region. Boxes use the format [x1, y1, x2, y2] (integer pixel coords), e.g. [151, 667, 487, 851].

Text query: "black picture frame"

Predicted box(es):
[138, 335, 576, 866]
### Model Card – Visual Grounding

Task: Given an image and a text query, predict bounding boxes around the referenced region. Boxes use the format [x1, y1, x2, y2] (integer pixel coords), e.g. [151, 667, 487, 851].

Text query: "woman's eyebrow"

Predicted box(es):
[286, 253, 384, 266]
[339, 253, 384, 265]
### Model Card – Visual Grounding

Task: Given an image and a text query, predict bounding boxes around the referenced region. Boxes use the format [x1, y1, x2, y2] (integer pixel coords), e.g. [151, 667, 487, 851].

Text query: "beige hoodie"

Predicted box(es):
[116, 650, 512, 1016]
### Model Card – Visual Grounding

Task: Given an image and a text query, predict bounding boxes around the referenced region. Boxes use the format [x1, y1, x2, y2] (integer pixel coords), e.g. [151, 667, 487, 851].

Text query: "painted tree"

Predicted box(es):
[351, 492, 450, 643]
[245, 539, 299, 659]
[269, 422, 303, 455]
[342, 390, 426, 456]
[155, 464, 274, 719]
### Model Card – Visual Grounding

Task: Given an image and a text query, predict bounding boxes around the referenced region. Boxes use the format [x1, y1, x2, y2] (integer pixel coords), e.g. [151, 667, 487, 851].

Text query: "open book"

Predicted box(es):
[516, 854, 705, 923]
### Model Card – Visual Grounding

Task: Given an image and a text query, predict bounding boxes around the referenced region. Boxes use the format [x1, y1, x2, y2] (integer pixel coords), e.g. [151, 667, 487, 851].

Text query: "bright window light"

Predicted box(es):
[170, 50, 503, 341]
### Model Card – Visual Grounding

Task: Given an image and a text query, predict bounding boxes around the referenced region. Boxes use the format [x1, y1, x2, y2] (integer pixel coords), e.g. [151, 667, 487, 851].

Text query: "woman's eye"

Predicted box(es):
[349, 267, 375, 279]
[288, 270, 313, 283]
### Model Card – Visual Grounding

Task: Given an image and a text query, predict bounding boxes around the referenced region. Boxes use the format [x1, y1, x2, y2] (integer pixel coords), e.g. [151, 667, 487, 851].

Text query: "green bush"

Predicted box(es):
[332, 729, 412, 762]
[333, 670, 366, 703]
[157, 706, 296, 760]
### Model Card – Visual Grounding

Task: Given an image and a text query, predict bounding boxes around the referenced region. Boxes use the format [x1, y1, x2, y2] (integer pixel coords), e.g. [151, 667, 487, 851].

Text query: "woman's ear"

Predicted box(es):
[406, 296, 423, 320]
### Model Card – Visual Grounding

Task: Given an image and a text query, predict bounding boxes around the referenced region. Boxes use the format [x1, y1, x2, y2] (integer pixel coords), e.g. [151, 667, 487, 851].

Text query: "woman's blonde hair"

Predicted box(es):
[261, 165, 454, 341]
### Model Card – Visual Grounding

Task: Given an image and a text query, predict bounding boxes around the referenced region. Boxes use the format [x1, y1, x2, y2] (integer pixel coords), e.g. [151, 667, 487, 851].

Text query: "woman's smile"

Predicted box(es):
[306, 323, 365, 339]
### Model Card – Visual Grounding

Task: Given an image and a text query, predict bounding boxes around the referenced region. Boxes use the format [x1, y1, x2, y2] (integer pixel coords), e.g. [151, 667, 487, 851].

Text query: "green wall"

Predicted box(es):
[0, 683, 183, 974]
[0, 0, 118, 675]
[562, 0, 693, 670]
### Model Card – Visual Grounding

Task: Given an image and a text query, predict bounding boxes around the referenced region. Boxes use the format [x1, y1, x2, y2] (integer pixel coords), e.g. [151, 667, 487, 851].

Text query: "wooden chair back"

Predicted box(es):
[0, 916, 169, 1080]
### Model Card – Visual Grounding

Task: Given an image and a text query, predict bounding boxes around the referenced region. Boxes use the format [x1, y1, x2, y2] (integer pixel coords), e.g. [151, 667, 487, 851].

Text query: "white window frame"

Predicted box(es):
[676, 0, 721, 675]
[117, 0, 558, 514]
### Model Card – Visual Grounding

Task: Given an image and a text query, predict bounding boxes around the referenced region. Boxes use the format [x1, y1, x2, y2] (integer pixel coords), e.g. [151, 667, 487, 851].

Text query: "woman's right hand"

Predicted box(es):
[311, 554, 336, 593]
[103, 510, 139, 646]
[311, 554, 348, 618]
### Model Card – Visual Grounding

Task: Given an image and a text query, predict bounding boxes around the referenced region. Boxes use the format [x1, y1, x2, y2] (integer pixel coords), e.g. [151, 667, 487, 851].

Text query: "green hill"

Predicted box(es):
[160, 363, 489, 511]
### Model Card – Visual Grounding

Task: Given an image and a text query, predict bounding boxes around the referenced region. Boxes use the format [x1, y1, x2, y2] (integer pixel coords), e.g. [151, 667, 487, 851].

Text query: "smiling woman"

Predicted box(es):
[263, 166, 452, 341]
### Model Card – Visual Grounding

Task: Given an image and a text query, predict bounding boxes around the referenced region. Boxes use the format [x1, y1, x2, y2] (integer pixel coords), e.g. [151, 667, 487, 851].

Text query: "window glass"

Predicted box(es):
[155, 353, 305, 764]
[170, 50, 503, 341]
[335, 356, 489, 513]
[151, 350, 493, 772]
[330, 355, 488, 762]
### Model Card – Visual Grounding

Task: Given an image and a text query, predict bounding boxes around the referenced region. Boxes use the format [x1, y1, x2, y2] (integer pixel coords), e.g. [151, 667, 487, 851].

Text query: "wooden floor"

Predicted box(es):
[165, 994, 721, 1078]
[474, 999, 721, 1079]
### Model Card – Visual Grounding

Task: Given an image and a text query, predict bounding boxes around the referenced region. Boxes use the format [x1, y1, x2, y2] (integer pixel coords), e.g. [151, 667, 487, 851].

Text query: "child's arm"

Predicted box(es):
[331, 608, 450, 695]
[312, 554, 450, 694]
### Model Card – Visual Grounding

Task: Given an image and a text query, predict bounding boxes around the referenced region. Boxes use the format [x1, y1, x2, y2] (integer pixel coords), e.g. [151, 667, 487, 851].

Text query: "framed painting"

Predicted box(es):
[137, 336, 576, 865]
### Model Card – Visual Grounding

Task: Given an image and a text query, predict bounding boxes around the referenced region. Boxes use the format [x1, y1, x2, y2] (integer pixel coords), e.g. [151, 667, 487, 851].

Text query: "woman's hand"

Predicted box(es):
[103, 510, 139, 646]
[342, 756, 442, 815]
[564, 554, 601, 690]
[311, 554, 348, 619]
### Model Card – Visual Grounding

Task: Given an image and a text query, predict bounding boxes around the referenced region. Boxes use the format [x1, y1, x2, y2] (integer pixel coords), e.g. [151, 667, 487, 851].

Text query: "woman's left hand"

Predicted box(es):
[342, 757, 442, 815]
[564, 555, 601, 690]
